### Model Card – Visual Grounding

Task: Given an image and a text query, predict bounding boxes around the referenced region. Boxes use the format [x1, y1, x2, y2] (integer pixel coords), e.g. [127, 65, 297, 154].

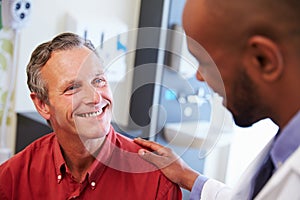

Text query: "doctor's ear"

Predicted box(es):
[30, 92, 50, 120]
[246, 35, 284, 82]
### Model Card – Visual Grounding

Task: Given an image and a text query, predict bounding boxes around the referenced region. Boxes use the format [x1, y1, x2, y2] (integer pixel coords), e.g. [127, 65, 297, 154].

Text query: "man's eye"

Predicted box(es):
[64, 84, 80, 94]
[67, 86, 75, 91]
[93, 78, 107, 87]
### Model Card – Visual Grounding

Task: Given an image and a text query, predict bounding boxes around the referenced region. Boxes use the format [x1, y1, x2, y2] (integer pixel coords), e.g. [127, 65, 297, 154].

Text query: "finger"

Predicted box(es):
[138, 149, 165, 168]
[134, 138, 164, 151]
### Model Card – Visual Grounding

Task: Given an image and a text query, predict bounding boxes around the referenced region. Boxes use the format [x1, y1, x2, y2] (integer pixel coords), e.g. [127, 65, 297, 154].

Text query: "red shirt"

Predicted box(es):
[0, 126, 181, 200]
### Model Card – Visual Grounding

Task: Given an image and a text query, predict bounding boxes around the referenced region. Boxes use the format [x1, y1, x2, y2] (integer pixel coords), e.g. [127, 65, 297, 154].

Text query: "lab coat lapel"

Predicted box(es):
[255, 146, 300, 200]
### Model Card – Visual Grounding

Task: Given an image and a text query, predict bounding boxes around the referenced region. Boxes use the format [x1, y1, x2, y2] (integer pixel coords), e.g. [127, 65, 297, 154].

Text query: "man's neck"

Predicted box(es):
[58, 136, 106, 182]
[274, 106, 300, 129]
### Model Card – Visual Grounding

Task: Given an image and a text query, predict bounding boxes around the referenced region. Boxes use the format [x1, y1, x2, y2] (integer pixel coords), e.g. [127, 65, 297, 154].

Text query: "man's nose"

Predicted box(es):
[84, 85, 101, 104]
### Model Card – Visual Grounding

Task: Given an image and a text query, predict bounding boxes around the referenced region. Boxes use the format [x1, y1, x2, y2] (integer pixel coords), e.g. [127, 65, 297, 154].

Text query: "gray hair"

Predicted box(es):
[26, 32, 97, 104]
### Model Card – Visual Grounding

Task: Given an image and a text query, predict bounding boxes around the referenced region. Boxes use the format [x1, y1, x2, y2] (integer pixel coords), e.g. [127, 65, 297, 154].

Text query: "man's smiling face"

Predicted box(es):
[41, 46, 113, 139]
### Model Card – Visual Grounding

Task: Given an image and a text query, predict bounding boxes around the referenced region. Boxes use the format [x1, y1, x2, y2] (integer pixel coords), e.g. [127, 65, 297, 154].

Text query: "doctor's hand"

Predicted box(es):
[134, 137, 200, 191]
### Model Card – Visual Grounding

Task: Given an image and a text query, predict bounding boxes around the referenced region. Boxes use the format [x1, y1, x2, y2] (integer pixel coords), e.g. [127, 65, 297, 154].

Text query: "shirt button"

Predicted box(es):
[57, 174, 62, 183]
[91, 181, 96, 189]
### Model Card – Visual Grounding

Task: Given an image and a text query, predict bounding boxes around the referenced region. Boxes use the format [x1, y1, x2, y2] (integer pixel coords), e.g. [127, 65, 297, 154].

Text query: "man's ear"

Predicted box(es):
[30, 93, 50, 120]
[246, 35, 284, 82]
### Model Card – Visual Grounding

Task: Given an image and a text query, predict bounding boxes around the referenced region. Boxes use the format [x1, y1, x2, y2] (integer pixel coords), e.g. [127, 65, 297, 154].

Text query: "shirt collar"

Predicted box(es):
[52, 135, 66, 183]
[53, 125, 118, 184]
[87, 125, 118, 184]
[271, 110, 300, 169]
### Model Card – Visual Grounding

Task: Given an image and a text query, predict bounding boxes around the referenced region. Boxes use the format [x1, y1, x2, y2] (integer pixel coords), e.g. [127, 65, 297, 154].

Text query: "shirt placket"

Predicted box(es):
[67, 175, 88, 200]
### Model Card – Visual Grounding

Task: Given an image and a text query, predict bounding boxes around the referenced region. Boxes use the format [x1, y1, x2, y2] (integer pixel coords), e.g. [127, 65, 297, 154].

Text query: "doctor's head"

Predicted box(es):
[26, 32, 113, 140]
[182, 0, 300, 128]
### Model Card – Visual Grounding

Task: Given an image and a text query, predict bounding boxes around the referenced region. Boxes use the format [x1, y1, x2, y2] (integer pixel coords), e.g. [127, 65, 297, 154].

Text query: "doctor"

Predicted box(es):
[134, 0, 300, 199]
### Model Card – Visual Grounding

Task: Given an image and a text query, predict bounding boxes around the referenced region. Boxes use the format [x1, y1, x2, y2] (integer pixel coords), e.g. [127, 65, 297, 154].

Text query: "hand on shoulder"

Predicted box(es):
[134, 138, 200, 191]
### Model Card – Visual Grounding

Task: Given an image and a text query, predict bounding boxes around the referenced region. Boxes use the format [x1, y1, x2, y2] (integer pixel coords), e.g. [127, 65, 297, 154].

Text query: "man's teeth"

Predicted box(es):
[77, 110, 103, 118]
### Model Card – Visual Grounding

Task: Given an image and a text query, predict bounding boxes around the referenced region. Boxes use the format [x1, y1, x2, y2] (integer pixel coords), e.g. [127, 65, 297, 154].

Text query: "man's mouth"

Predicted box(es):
[76, 105, 108, 118]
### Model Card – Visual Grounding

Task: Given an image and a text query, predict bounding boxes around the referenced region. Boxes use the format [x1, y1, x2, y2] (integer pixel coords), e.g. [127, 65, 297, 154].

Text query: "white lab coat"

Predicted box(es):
[200, 139, 300, 200]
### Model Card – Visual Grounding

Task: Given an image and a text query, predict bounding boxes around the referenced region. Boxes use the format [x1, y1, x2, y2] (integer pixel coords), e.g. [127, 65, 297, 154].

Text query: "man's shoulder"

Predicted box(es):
[114, 131, 140, 151]
[0, 133, 56, 172]
[110, 131, 162, 173]
[15, 132, 55, 156]
[110, 131, 182, 199]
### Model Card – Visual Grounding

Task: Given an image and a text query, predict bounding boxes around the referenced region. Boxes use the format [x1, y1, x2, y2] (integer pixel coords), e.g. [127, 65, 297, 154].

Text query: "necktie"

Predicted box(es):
[251, 155, 275, 199]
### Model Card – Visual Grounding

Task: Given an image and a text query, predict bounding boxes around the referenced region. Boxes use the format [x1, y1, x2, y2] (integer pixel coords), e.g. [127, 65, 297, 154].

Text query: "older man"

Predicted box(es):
[0, 32, 182, 200]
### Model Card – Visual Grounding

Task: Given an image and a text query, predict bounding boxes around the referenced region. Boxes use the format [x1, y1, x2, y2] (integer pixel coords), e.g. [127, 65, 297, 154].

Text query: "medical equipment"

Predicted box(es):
[0, 0, 32, 164]
[1, 0, 32, 29]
